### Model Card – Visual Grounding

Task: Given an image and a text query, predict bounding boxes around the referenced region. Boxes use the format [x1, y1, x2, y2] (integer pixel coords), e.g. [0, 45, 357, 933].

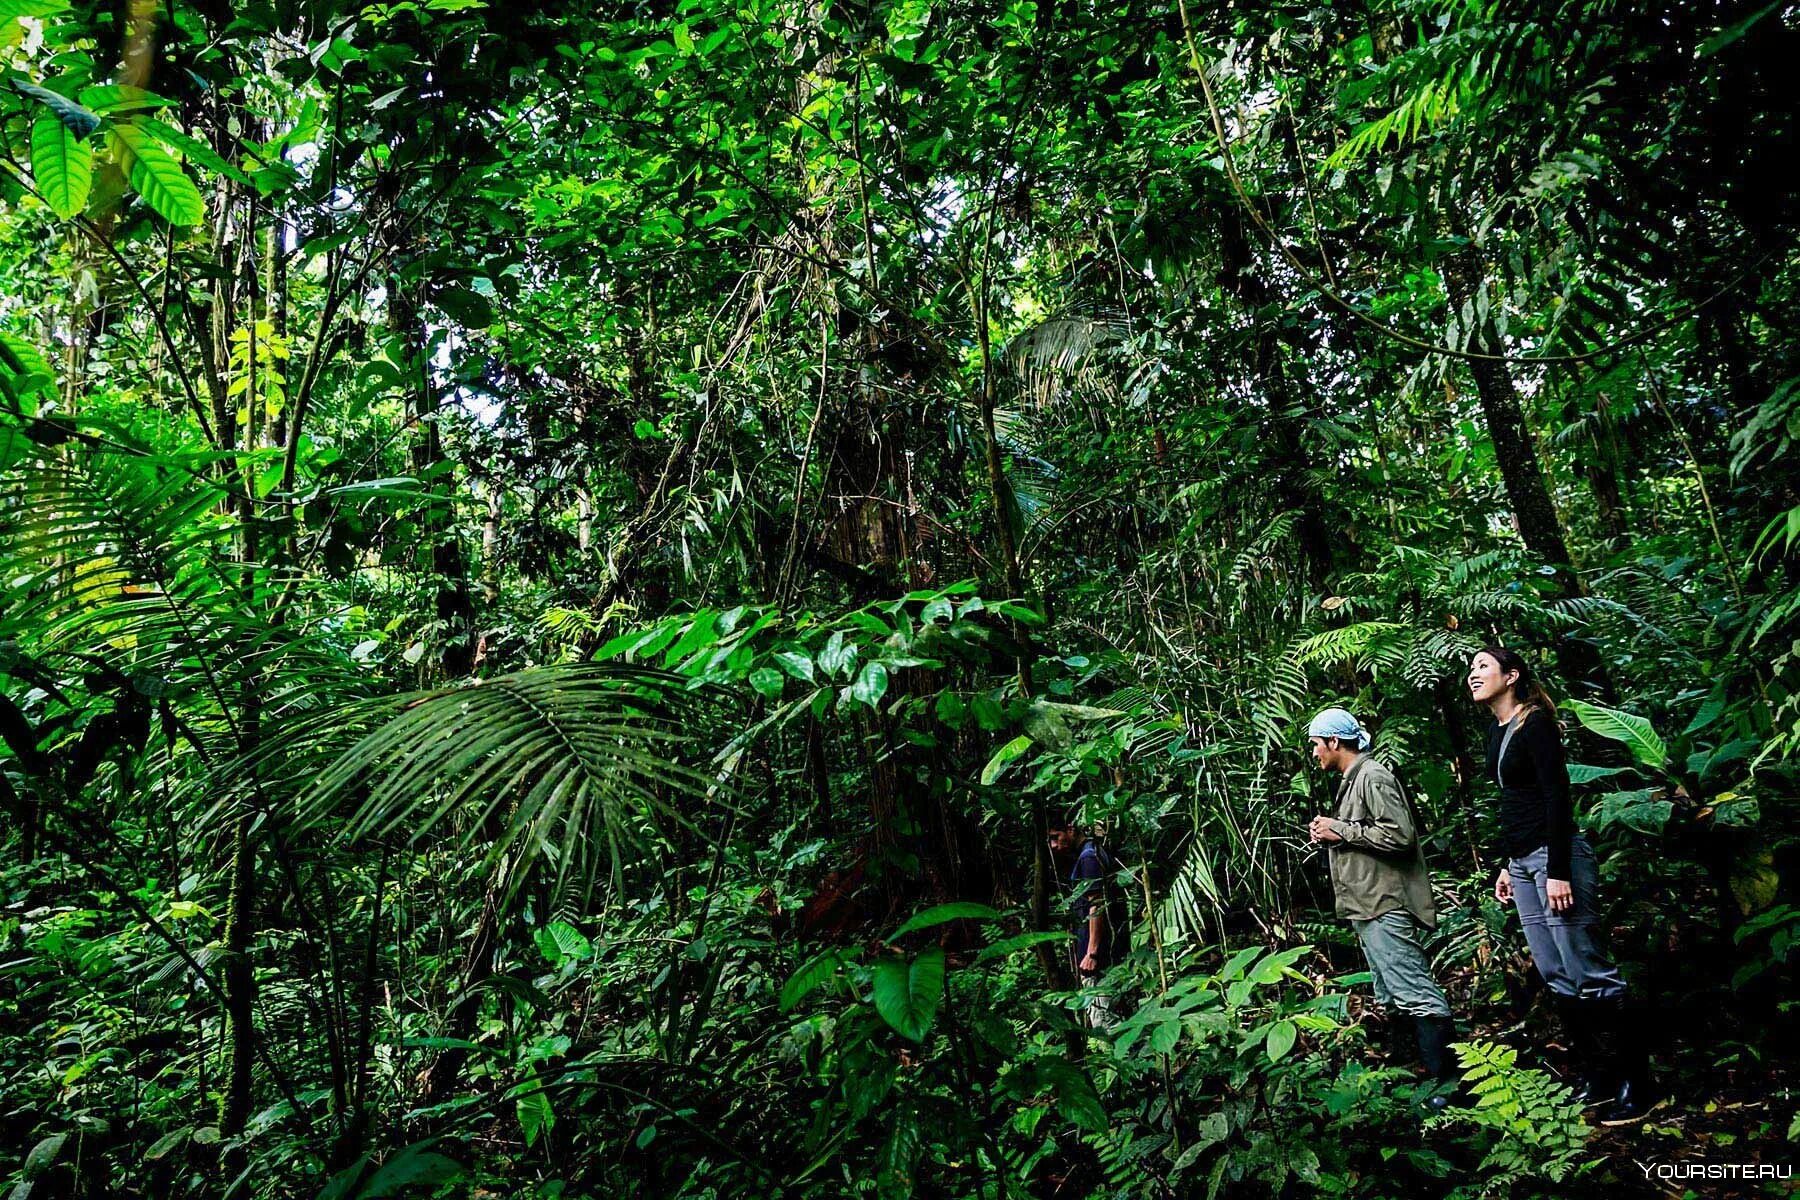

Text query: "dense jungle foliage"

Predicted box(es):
[2, 0, 1799, 1195]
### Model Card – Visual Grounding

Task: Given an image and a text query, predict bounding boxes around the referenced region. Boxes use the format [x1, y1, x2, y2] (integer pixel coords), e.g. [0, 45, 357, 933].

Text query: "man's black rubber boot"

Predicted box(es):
[1413, 1015, 1460, 1113]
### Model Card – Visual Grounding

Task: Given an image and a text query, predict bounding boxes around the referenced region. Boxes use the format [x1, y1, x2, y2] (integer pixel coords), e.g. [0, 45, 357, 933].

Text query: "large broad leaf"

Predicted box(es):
[1729, 843, 1781, 915]
[77, 83, 175, 116]
[849, 659, 889, 708]
[9, 79, 99, 136]
[1264, 1019, 1298, 1062]
[135, 116, 255, 187]
[970, 930, 1068, 965]
[1563, 699, 1666, 769]
[779, 949, 843, 1012]
[2, 1, 71, 28]
[888, 901, 1000, 941]
[515, 1078, 554, 1148]
[533, 920, 593, 966]
[109, 122, 205, 226]
[871, 947, 945, 1041]
[1566, 762, 1629, 785]
[351, 1141, 465, 1199]
[30, 111, 91, 219]
[1583, 789, 1672, 835]
[1035, 1056, 1108, 1131]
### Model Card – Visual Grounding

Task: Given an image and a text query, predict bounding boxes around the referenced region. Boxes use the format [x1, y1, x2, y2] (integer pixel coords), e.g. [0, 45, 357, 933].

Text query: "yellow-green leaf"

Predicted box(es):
[109, 122, 205, 226]
[980, 733, 1033, 785]
[30, 111, 91, 219]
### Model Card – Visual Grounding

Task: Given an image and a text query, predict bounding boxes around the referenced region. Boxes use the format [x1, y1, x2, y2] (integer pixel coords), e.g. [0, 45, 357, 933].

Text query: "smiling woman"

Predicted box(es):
[1470, 646, 1653, 1124]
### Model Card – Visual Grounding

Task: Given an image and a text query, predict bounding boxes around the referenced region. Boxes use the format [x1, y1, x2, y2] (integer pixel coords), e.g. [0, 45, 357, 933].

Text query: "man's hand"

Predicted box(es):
[1494, 869, 1512, 904]
[1079, 952, 1099, 974]
[1546, 878, 1574, 915]
[1308, 816, 1342, 844]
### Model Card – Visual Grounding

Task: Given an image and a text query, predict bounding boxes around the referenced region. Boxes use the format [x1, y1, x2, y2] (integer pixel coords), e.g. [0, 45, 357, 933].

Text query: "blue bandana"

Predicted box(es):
[1307, 707, 1370, 750]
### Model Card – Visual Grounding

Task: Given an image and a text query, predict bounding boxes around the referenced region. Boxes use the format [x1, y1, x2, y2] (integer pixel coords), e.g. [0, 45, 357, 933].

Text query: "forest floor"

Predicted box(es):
[1578, 1059, 1797, 1197]
[1467, 1015, 1794, 1197]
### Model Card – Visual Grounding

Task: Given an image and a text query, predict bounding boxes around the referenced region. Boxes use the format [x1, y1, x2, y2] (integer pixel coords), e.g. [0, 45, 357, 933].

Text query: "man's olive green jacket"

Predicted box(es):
[1325, 755, 1438, 928]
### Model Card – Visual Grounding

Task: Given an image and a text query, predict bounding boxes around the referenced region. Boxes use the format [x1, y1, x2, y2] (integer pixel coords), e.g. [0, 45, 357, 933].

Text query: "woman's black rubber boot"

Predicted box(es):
[1580, 994, 1657, 1124]
[1553, 992, 1607, 1104]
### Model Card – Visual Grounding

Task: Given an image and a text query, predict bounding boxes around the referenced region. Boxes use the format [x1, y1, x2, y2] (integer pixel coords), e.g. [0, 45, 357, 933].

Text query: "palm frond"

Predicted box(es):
[277, 663, 731, 904]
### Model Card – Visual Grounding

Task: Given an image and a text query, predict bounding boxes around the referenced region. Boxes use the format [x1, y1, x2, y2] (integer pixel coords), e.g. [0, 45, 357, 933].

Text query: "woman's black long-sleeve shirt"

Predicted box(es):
[1486, 708, 1575, 880]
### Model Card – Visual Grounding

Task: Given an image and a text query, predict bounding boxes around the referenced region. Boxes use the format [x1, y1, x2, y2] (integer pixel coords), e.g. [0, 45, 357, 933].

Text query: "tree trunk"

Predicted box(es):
[1442, 254, 1578, 581]
[1218, 210, 1334, 585]
[972, 271, 1069, 992]
[388, 246, 479, 680]
[219, 811, 256, 1137]
[1443, 254, 1612, 693]
[419, 862, 507, 1107]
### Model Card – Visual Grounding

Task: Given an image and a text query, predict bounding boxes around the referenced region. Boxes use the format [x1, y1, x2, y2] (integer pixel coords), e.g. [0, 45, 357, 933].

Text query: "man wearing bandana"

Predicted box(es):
[1305, 707, 1459, 1110]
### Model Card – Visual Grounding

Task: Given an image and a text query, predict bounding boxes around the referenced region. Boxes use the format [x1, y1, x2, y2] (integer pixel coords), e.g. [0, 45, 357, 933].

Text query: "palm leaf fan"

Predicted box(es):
[280, 663, 731, 904]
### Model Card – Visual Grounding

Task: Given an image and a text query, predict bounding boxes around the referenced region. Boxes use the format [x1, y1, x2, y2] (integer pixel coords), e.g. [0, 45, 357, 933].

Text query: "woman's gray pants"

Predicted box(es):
[1508, 837, 1627, 999]
[1349, 909, 1452, 1018]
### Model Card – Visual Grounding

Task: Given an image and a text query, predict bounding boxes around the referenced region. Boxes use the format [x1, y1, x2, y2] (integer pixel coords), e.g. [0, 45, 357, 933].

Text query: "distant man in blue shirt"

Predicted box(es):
[1048, 814, 1126, 1027]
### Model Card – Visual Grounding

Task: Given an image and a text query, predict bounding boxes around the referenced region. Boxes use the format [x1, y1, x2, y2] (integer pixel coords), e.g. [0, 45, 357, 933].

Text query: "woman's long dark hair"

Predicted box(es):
[1478, 645, 1557, 715]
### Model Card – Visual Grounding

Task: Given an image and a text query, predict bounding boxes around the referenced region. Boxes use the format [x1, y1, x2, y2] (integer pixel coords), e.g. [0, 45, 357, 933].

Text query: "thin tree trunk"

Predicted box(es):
[1442, 254, 1577, 580]
[419, 860, 508, 1106]
[1443, 254, 1612, 693]
[389, 248, 478, 679]
[970, 250, 1069, 992]
[219, 811, 257, 1137]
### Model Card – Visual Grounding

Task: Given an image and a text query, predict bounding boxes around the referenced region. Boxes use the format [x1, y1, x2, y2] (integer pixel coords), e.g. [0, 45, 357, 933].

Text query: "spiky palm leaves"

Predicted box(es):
[266, 663, 725, 906]
[1, 434, 726, 889]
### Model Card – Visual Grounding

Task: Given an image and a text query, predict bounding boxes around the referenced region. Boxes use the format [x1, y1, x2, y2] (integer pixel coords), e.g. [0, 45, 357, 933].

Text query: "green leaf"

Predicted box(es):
[871, 947, 945, 1041]
[0, 331, 54, 390]
[1683, 693, 1728, 735]
[888, 901, 1000, 941]
[980, 734, 1033, 785]
[971, 693, 1005, 730]
[1700, 0, 1784, 55]
[515, 1078, 554, 1147]
[532, 920, 592, 966]
[749, 667, 784, 698]
[0, 1, 71, 29]
[109, 123, 205, 226]
[1219, 944, 1263, 982]
[1247, 945, 1309, 985]
[135, 117, 255, 186]
[30, 111, 91, 219]
[779, 949, 842, 1012]
[144, 1127, 191, 1161]
[970, 929, 1067, 965]
[1583, 789, 1672, 835]
[1566, 762, 1628, 785]
[1563, 699, 1666, 769]
[9, 79, 99, 136]
[433, 284, 495, 329]
[1037, 1057, 1108, 1131]
[817, 630, 857, 678]
[849, 660, 889, 708]
[773, 650, 813, 682]
[355, 1142, 464, 1198]
[19, 1132, 67, 1179]
[1265, 1019, 1298, 1061]
[77, 83, 175, 115]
